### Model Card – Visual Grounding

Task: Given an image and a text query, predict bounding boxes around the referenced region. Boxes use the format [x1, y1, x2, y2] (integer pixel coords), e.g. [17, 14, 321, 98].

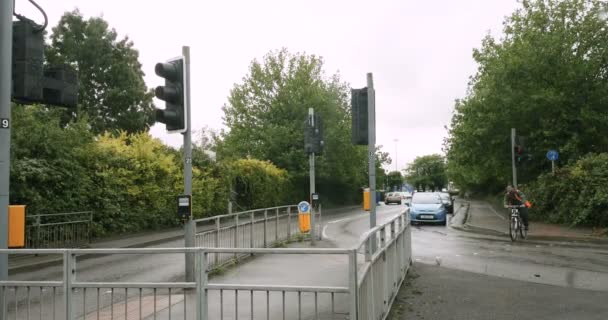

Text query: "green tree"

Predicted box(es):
[46, 10, 155, 134]
[218, 48, 368, 204]
[10, 105, 93, 213]
[405, 154, 448, 192]
[445, 0, 608, 193]
[387, 171, 403, 191]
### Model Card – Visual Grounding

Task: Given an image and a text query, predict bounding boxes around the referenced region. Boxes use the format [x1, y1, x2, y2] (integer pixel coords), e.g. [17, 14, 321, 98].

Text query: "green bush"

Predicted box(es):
[528, 153, 608, 227]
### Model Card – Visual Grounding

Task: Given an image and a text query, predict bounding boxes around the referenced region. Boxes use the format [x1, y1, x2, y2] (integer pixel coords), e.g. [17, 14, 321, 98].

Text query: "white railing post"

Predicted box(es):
[263, 210, 268, 247]
[275, 208, 279, 242]
[250, 211, 255, 251]
[234, 214, 239, 260]
[64, 250, 74, 320]
[287, 206, 292, 239]
[196, 249, 208, 320]
[215, 217, 221, 266]
[348, 249, 358, 320]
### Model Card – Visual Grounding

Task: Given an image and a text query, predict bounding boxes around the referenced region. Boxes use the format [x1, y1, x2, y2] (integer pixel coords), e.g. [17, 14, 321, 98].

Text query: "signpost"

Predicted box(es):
[547, 150, 559, 174]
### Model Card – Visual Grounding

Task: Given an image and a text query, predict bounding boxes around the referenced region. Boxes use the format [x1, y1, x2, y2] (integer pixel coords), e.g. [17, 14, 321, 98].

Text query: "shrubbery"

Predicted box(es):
[527, 153, 608, 227]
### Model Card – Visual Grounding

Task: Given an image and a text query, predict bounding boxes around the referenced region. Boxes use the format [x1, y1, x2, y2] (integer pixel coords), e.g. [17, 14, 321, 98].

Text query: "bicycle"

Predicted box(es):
[506, 204, 527, 241]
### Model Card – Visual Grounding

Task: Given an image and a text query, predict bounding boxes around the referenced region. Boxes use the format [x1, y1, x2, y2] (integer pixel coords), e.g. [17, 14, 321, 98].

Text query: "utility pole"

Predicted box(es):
[308, 108, 316, 246]
[182, 46, 195, 282]
[367, 73, 377, 252]
[511, 128, 518, 188]
[0, 1, 14, 317]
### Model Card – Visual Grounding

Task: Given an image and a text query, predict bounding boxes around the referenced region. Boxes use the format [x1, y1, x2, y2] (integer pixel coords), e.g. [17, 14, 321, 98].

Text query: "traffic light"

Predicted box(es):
[313, 114, 324, 154]
[11, 19, 44, 103]
[514, 145, 523, 162]
[351, 88, 368, 145]
[11, 19, 78, 107]
[304, 113, 324, 154]
[154, 58, 186, 133]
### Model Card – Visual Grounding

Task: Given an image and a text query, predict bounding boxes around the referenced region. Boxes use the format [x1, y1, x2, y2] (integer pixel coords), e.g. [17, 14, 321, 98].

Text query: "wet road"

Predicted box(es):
[409, 202, 608, 292]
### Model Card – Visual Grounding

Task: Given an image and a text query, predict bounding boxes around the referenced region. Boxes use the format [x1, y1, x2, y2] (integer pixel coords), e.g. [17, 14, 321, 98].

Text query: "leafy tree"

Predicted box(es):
[387, 171, 404, 191]
[10, 105, 93, 213]
[445, 0, 608, 193]
[46, 10, 155, 134]
[405, 154, 448, 192]
[219, 48, 368, 205]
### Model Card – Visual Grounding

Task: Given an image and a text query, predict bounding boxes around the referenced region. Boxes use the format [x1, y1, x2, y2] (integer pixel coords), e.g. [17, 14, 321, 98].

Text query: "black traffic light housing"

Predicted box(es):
[154, 58, 187, 133]
[305, 113, 324, 154]
[11, 19, 78, 107]
[351, 87, 368, 145]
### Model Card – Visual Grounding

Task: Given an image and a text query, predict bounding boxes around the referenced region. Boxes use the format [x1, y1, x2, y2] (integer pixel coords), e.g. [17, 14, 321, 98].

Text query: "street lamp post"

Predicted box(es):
[393, 138, 399, 172]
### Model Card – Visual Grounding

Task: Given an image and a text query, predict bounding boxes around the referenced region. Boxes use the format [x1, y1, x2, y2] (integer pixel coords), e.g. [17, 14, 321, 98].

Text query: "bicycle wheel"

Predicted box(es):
[520, 222, 528, 239]
[509, 216, 518, 241]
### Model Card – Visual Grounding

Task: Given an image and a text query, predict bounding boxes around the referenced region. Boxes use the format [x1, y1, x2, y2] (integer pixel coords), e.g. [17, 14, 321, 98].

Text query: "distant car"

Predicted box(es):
[398, 192, 412, 200]
[384, 192, 402, 205]
[409, 192, 447, 225]
[438, 192, 454, 214]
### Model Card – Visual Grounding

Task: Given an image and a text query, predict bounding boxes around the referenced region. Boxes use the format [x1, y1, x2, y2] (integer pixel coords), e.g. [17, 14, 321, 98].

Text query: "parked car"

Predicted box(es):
[409, 192, 447, 225]
[384, 192, 402, 205]
[438, 192, 454, 214]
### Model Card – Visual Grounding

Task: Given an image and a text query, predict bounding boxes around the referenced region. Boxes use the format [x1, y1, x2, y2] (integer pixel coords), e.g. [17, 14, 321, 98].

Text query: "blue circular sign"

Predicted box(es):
[547, 150, 559, 161]
[298, 201, 310, 213]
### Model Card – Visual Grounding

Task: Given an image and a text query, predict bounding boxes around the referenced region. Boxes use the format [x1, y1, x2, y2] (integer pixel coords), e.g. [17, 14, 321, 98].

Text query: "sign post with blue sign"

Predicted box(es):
[546, 150, 559, 174]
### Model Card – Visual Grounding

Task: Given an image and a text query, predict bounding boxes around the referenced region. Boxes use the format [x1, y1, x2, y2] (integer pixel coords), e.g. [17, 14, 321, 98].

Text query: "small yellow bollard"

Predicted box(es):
[8, 205, 26, 248]
[363, 188, 370, 211]
[297, 201, 311, 233]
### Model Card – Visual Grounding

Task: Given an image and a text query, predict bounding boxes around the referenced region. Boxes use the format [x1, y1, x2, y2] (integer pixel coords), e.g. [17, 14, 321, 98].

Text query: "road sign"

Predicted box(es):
[546, 150, 559, 161]
[298, 201, 311, 214]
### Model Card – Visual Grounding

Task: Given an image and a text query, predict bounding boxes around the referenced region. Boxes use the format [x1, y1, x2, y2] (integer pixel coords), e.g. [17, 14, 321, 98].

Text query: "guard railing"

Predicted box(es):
[0, 210, 411, 320]
[25, 211, 93, 248]
[194, 205, 322, 270]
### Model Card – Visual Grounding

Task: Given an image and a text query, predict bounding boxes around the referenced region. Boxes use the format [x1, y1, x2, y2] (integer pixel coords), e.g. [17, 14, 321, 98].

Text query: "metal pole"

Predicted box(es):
[511, 128, 518, 188]
[394, 138, 399, 172]
[183, 46, 195, 282]
[309, 108, 316, 246]
[368, 73, 377, 252]
[0, 2, 14, 315]
[552, 160, 555, 175]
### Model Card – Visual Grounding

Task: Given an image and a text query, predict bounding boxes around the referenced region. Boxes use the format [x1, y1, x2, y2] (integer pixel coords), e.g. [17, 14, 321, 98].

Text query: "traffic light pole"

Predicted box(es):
[182, 46, 195, 282]
[308, 108, 316, 246]
[0, 1, 14, 317]
[367, 73, 377, 252]
[511, 128, 518, 188]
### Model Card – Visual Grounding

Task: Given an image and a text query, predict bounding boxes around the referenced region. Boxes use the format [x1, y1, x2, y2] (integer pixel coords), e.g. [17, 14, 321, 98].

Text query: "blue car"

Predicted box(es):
[409, 192, 447, 225]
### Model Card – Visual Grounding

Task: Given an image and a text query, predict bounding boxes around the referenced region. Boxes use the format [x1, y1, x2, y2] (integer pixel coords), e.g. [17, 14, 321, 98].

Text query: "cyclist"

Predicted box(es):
[503, 185, 529, 230]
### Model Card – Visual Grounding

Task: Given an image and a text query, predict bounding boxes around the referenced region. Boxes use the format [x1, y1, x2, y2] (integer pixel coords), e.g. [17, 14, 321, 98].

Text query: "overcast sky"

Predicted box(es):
[16, 0, 520, 171]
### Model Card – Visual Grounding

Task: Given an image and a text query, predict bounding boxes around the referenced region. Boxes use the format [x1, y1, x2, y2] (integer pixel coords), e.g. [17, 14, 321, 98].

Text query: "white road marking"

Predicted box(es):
[488, 205, 507, 220]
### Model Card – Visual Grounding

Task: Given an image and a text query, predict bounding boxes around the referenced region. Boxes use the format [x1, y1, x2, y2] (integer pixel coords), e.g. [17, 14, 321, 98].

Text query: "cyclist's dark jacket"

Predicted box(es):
[503, 189, 527, 206]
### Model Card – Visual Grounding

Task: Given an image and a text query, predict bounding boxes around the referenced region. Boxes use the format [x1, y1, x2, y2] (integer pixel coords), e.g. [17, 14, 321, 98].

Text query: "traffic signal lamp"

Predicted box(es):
[305, 113, 324, 154]
[351, 88, 368, 145]
[154, 58, 186, 133]
[11, 19, 78, 107]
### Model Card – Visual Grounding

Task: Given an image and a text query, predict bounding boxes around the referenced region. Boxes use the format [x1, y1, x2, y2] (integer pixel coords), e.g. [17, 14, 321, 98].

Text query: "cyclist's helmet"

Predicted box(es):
[506, 185, 514, 193]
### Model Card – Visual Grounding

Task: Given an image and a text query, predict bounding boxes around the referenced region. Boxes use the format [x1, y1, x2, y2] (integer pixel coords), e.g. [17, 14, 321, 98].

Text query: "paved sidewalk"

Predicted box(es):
[458, 199, 608, 244]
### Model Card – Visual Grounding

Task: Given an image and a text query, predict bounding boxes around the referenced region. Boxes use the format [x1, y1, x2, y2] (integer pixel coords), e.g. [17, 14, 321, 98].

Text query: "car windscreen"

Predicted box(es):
[412, 194, 441, 204]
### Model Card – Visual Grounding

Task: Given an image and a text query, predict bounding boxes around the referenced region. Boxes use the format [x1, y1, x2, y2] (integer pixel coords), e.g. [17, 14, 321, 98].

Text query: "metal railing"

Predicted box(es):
[193, 205, 322, 270]
[356, 213, 412, 320]
[25, 211, 93, 248]
[0, 210, 411, 320]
